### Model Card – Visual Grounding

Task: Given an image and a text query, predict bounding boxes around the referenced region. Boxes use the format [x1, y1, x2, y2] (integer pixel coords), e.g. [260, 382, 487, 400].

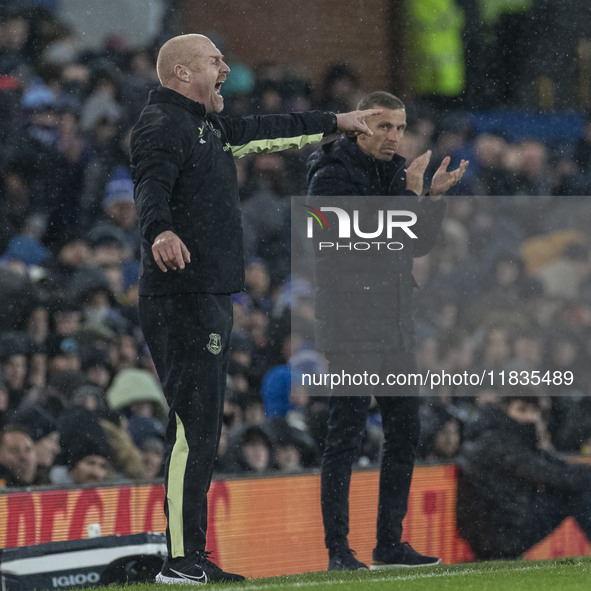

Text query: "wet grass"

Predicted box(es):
[92, 556, 591, 591]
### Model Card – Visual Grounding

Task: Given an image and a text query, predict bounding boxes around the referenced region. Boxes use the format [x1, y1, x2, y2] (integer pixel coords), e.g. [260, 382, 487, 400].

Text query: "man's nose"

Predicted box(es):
[221, 61, 230, 74]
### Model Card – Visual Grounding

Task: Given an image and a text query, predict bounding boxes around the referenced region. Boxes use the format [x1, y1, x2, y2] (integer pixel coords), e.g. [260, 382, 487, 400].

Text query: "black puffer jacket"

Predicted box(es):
[457, 403, 591, 536]
[306, 135, 446, 352]
[131, 87, 337, 296]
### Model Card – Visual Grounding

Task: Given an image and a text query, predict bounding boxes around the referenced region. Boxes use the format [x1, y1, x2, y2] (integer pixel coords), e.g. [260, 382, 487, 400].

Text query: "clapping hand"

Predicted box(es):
[430, 157, 470, 198]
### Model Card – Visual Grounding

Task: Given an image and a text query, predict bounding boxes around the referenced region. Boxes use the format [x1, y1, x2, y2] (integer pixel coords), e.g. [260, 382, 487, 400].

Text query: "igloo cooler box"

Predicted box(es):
[0, 532, 166, 591]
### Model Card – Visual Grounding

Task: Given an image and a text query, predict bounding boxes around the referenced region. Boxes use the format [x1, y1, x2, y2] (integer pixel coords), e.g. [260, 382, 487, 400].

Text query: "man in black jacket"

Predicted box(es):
[306, 91, 468, 570]
[130, 33, 382, 584]
[457, 392, 591, 560]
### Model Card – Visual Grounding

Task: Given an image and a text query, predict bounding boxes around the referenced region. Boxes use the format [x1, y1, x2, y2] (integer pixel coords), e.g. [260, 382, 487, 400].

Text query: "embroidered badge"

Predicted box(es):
[206, 333, 222, 355]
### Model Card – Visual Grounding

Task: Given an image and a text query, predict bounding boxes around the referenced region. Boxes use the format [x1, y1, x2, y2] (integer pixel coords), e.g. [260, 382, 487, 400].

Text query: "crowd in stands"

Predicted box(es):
[0, 3, 591, 489]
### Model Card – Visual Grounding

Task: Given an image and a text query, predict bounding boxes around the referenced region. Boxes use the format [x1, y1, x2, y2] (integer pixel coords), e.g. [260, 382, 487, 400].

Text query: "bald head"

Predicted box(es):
[156, 34, 214, 85]
[155, 33, 230, 111]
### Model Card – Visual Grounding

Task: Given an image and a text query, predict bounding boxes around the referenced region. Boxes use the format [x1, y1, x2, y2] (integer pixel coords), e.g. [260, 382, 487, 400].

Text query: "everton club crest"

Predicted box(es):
[206, 333, 222, 355]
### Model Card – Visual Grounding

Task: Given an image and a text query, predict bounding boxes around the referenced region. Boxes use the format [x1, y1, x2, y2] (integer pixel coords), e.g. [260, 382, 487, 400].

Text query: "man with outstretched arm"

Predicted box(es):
[130, 33, 382, 584]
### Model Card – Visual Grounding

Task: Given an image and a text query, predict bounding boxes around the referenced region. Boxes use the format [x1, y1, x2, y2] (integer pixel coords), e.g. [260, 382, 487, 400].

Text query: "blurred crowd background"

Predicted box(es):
[0, 0, 590, 489]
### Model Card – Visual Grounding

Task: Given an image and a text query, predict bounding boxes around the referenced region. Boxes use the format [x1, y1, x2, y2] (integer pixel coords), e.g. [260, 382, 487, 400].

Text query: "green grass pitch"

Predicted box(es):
[98, 557, 591, 591]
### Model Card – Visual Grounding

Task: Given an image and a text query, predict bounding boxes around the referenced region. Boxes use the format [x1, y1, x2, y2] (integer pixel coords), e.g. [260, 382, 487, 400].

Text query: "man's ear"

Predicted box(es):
[173, 64, 189, 83]
[356, 132, 368, 145]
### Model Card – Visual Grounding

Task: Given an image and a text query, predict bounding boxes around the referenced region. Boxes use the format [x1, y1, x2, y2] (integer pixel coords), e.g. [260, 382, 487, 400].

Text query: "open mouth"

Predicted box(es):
[215, 81, 224, 96]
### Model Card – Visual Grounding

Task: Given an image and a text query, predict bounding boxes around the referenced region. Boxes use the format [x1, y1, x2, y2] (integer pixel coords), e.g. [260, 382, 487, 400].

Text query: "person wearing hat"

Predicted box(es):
[44, 231, 92, 299]
[51, 406, 112, 485]
[90, 166, 140, 260]
[106, 368, 168, 424]
[45, 333, 81, 375]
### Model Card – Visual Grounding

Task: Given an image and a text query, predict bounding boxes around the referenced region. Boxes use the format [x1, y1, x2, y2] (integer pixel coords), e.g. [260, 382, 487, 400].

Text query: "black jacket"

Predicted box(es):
[130, 87, 337, 296]
[457, 403, 591, 536]
[306, 135, 446, 352]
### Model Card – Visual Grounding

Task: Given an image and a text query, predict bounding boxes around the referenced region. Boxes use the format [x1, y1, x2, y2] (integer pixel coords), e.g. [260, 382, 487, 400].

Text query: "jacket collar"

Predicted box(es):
[148, 86, 206, 117]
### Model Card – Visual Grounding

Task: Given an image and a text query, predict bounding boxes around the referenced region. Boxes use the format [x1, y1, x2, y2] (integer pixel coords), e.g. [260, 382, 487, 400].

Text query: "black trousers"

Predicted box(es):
[139, 293, 233, 560]
[321, 348, 420, 552]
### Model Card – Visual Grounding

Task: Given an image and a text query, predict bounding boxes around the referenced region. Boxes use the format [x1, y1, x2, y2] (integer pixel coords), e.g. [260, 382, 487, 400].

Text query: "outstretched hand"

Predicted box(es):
[430, 157, 470, 198]
[335, 109, 383, 136]
[152, 230, 191, 273]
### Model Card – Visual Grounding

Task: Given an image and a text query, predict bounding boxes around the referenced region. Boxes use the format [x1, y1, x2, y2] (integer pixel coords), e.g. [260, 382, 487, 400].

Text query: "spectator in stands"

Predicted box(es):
[241, 393, 266, 427]
[70, 383, 107, 413]
[267, 417, 318, 472]
[316, 63, 364, 113]
[140, 436, 165, 480]
[106, 368, 168, 427]
[79, 67, 122, 134]
[261, 364, 308, 420]
[80, 348, 113, 389]
[228, 424, 273, 475]
[45, 333, 81, 375]
[7, 404, 60, 485]
[0, 164, 36, 254]
[99, 410, 144, 481]
[0, 424, 38, 487]
[63, 448, 110, 485]
[0, 9, 33, 75]
[472, 134, 514, 196]
[457, 389, 591, 560]
[418, 402, 462, 463]
[51, 406, 112, 485]
[240, 156, 290, 272]
[49, 296, 82, 337]
[0, 332, 31, 410]
[90, 165, 140, 258]
[44, 231, 92, 300]
[274, 433, 304, 474]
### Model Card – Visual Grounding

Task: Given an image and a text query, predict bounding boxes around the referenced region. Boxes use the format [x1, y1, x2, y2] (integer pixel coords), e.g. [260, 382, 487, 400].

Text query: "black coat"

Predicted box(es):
[130, 87, 337, 296]
[306, 135, 446, 352]
[456, 403, 591, 536]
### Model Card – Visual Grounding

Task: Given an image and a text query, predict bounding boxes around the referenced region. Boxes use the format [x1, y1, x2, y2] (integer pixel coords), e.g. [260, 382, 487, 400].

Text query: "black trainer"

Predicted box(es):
[371, 542, 441, 569]
[328, 547, 369, 571]
[155, 551, 245, 584]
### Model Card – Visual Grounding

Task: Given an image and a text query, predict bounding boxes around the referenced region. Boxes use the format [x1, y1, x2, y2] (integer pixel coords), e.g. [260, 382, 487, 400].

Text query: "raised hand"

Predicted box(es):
[430, 157, 470, 198]
[336, 109, 383, 136]
[406, 150, 432, 196]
